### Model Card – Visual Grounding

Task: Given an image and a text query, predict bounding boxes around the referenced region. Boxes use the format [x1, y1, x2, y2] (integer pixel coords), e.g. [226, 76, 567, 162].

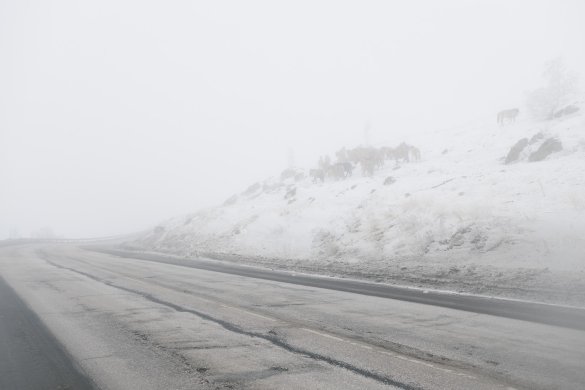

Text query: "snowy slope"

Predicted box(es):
[131, 105, 585, 303]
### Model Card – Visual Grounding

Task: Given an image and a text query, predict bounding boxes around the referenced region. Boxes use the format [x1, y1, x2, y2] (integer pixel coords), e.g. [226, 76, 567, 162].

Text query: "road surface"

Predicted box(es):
[96, 247, 585, 330]
[1, 243, 584, 389]
[0, 275, 95, 390]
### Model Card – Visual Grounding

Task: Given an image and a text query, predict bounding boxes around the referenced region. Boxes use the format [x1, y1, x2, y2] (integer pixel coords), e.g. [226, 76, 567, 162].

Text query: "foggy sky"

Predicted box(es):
[1, 0, 584, 238]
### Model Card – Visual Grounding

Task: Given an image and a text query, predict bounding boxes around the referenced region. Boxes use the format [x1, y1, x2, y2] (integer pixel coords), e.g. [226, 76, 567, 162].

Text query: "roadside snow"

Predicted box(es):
[129, 107, 585, 304]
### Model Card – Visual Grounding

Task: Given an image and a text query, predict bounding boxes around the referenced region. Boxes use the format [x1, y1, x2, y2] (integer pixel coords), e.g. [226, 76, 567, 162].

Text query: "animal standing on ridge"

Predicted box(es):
[309, 169, 325, 183]
[497, 108, 519, 125]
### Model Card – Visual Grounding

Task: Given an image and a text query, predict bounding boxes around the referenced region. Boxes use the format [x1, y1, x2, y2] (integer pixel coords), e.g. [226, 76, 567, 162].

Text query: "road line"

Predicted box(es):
[41, 256, 424, 390]
[94, 247, 585, 331]
[302, 328, 346, 341]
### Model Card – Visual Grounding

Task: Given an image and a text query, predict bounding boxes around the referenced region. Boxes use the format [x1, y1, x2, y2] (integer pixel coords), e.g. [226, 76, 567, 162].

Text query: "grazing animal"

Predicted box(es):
[380, 146, 395, 160]
[497, 108, 519, 125]
[309, 168, 325, 183]
[326, 164, 344, 180]
[329, 162, 353, 178]
[360, 159, 376, 176]
[394, 143, 411, 162]
[346, 147, 363, 164]
[409, 146, 421, 162]
[340, 161, 353, 177]
[326, 163, 352, 180]
[362, 148, 384, 168]
[373, 150, 385, 168]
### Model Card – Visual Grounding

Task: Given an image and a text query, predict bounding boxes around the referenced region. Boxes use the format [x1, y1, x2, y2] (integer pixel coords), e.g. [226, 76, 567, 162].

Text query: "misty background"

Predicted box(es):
[1, 0, 584, 239]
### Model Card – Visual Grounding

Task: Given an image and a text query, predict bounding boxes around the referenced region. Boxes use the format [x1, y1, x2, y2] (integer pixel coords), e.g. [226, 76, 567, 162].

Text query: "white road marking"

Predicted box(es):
[226, 306, 277, 322]
[302, 328, 345, 341]
[92, 262, 483, 383]
[302, 328, 479, 380]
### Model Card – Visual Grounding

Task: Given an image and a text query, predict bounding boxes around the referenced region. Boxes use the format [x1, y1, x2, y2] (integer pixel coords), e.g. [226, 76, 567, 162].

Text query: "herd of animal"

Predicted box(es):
[299, 105, 576, 184]
[305, 108, 521, 183]
[304, 107, 517, 184]
[309, 143, 421, 182]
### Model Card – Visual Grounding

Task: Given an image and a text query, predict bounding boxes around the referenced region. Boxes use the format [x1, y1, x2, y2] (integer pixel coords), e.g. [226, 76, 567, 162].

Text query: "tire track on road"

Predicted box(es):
[40, 250, 424, 390]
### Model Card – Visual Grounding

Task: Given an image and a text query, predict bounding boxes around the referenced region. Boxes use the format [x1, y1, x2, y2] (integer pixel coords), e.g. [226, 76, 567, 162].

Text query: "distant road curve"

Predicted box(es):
[93, 247, 585, 331]
[0, 233, 144, 247]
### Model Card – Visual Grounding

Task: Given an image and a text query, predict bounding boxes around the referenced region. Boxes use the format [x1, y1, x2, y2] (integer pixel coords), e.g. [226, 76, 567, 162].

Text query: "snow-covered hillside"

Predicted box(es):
[131, 105, 585, 304]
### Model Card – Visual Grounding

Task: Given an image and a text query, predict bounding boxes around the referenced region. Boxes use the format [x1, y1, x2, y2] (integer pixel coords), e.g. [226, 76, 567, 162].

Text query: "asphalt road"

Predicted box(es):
[1, 243, 584, 389]
[96, 247, 585, 331]
[0, 275, 95, 390]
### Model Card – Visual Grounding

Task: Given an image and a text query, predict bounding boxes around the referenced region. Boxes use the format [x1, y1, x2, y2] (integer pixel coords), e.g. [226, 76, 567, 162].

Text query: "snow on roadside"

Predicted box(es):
[129, 106, 585, 304]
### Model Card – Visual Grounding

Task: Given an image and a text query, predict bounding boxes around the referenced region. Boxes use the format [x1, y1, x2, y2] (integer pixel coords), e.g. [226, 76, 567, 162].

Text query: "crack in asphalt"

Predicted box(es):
[90, 248, 585, 331]
[67, 254, 481, 374]
[39, 251, 423, 390]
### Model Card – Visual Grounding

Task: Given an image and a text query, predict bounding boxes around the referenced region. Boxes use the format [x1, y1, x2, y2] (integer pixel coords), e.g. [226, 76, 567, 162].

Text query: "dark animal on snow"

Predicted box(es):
[309, 168, 325, 183]
[409, 146, 421, 162]
[339, 161, 353, 177]
[328, 162, 353, 179]
[393, 143, 411, 162]
[497, 108, 519, 125]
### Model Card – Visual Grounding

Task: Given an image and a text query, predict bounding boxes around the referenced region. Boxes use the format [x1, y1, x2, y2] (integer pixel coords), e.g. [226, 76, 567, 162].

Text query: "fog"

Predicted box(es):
[1, 0, 584, 239]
